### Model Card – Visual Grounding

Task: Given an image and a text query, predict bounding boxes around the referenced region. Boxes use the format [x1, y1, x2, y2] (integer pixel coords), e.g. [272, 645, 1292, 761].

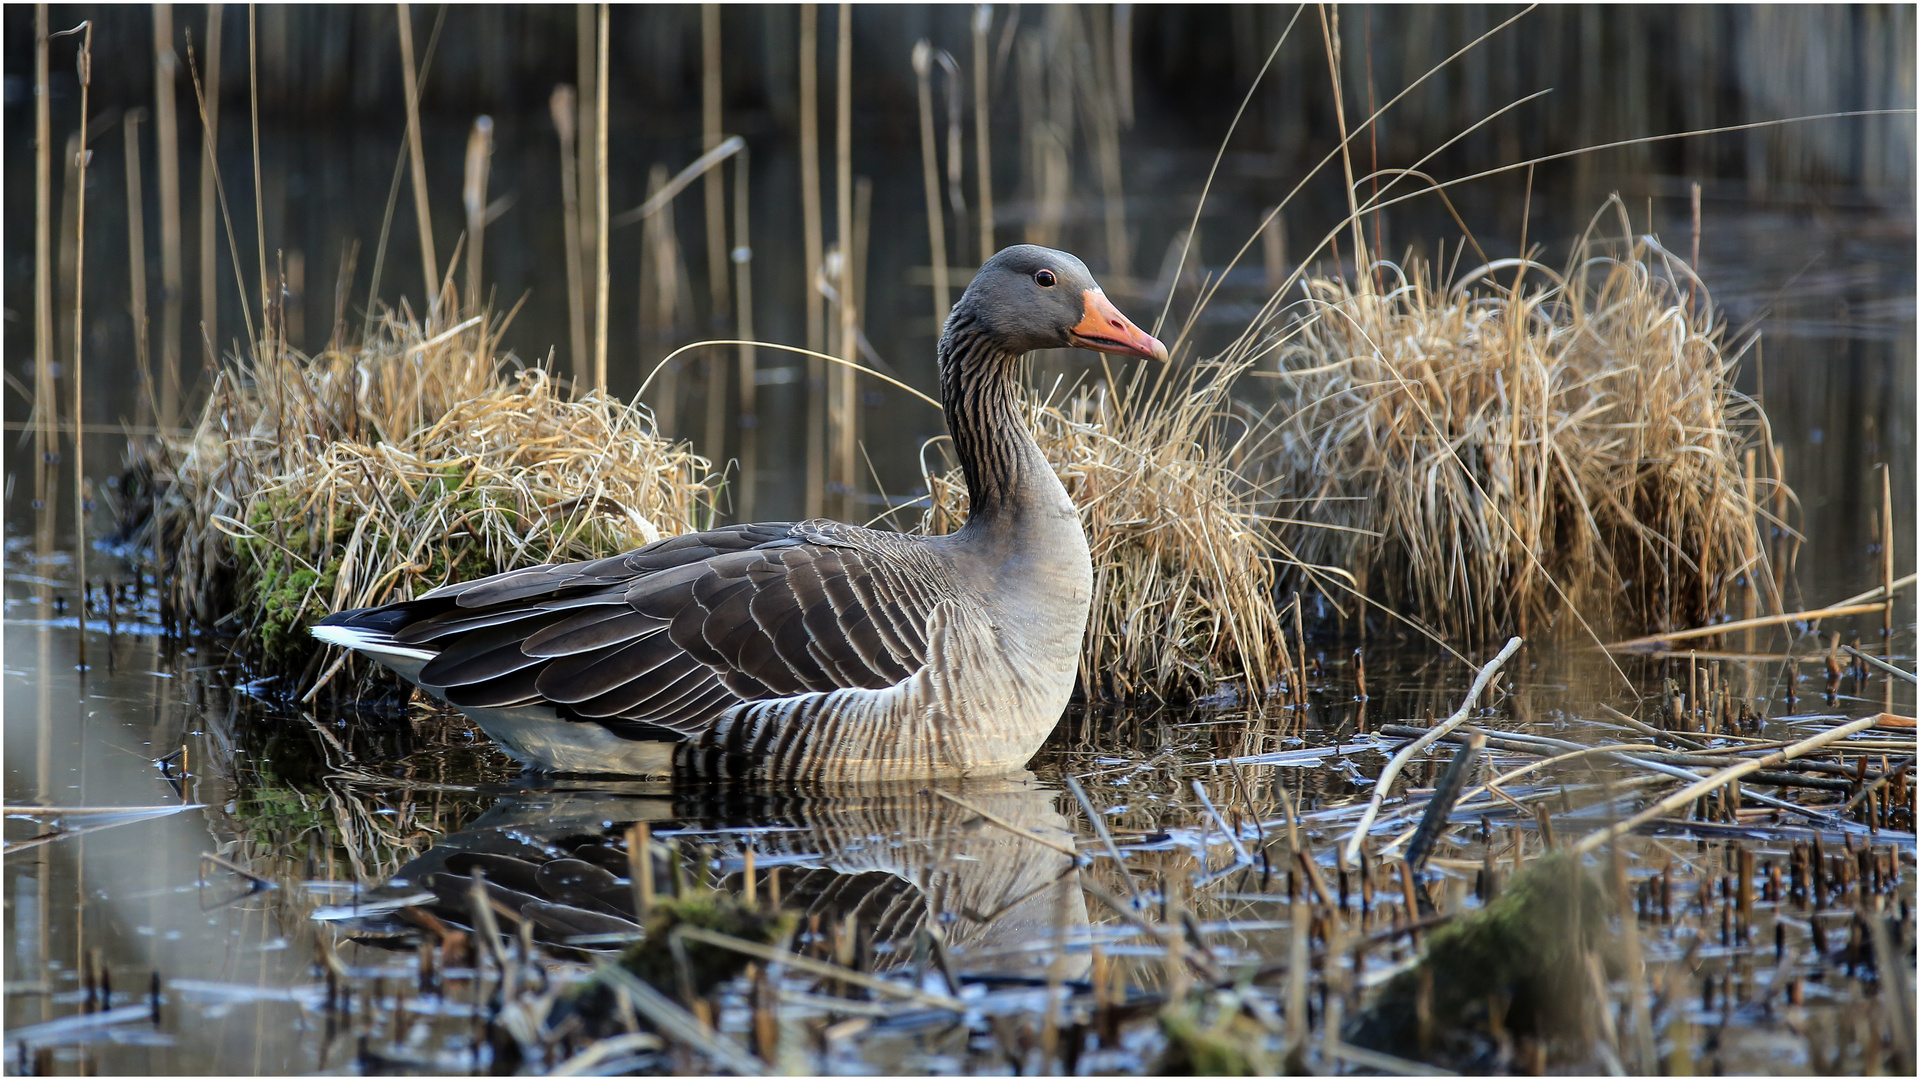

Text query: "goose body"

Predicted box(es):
[313, 246, 1165, 780]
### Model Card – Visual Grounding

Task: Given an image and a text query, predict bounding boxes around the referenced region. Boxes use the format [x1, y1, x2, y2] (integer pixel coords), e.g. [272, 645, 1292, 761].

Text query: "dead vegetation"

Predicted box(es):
[137, 306, 716, 684]
[1256, 199, 1792, 644]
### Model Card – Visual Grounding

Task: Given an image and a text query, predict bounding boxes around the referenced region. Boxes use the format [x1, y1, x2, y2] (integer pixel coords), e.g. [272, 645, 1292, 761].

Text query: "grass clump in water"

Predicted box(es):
[1259, 200, 1791, 643]
[1346, 852, 1616, 1068]
[143, 308, 716, 690]
[921, 358, 1284, 703]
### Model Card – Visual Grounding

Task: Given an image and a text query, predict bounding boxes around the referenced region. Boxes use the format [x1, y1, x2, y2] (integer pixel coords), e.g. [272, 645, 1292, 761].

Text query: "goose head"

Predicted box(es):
[952, 245, 1168, 363]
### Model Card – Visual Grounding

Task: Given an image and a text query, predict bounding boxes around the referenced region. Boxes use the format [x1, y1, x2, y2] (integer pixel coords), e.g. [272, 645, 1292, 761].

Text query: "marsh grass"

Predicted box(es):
[922, 357, 1283, 704]
[1255, 199, 1793, 644]
[141, 304, 715, 685]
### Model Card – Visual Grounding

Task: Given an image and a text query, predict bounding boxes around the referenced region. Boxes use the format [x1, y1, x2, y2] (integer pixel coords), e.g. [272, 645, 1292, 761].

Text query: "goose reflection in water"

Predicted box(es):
[340, 771, 1089, 982]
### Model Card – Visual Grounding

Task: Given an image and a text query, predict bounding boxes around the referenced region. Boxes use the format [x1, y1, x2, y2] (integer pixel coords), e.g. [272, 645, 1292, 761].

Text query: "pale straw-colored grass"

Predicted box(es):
[147, 307, 715, 677]
[1259, 199, 1791, 643]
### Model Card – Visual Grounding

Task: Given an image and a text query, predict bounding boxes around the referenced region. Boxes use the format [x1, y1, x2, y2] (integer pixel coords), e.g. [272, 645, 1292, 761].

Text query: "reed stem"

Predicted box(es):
[593, 2, 609, 393]
[248, 4, 268, 351]
[197, 3, 222, 366]
[732, 147, 756, 522]
[68, 19, 94, 670]
[831, 3, 857, 521]
[913, 41, 951, 325]
[700, 4, 729, 323]
[463, 115, 493, 314]
[34, 4, 54, 522]
[125, 111, 153, 431]
[394, 2, 438, 325]
[551, 86, 587, 385]
[575, 3, 597, 370]
[799, 4, 825, 518]
[152, 4, 183, 431]
[972, 4, 995, 264]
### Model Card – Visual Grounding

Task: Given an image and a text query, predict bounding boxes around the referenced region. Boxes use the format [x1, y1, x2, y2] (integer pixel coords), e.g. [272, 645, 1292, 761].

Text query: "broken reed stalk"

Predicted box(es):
[462, 115, 492, 315]
[593, 1, 610, 393]
[550, 86, 587, 384]
[197, 2, 221, 367]
[67, 18, 94, 669]
[799, 3, 825, 518]
[394, 1, 438, 324]
[913, 41, 951, 323]
[152, 3, 184, 432]
[1881, 463, 1894, 639]
[731, 147, 757, 522]
[1572, 716, 1881, 855]
[1343, 636, 1522, 864]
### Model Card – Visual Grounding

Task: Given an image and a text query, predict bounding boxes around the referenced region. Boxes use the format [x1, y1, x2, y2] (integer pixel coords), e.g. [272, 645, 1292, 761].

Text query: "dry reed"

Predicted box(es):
[921, 359, 1282, 703]
[1262, 199, 1791, 643]
[142, 307, 715, 677]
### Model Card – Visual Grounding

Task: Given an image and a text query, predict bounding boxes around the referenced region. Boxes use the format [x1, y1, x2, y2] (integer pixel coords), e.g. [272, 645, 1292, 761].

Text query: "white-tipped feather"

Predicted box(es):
[310, 624, 435, 685]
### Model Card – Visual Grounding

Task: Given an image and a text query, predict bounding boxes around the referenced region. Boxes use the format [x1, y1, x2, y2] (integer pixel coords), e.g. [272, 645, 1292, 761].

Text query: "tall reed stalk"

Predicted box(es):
[731, 147, 757, 522]
[799, 4, 825, 518]
[912, 41, 951, 324]
[972, 4, 994, 264]
[593, 2, 609, 393]
[395, 2, 438, 325]
[124, 111, 152, 430]
[700, 4, 729, 468]
[247, 5, 268, 351]
[832, 2, 857, 522]
[65, 19, 94, 668]
[549, 86, 587, 384]
[197, 3, 222, 366]
[152, 3, 183, 431]
[574, 3, 597, 375]
[33, 5, 54, 519]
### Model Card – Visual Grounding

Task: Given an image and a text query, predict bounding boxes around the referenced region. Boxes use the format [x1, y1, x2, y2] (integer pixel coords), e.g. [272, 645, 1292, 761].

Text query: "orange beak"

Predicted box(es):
[1068, 289, 1169, 362]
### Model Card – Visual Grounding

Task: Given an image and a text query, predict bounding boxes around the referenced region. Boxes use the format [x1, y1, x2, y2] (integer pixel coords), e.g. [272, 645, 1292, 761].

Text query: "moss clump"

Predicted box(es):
[1346, 852, 1616, 1067]
[237, 490, 344, 661]
[1156, 995, 1278, 1075]
[619, 895, 797, 998]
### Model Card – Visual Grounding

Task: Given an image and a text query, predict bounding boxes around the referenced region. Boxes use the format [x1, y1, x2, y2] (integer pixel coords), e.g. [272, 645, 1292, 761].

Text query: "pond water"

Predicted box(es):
[4, 43, 1916, 1079]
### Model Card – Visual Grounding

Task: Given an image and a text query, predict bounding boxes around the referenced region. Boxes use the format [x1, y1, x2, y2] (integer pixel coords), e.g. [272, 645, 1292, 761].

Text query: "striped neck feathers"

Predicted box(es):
[937, 309, 1036, 523]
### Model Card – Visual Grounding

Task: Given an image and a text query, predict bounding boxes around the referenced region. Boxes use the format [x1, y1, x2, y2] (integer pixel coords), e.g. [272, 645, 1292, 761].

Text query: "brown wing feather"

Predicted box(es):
[354, 521, 947, 741]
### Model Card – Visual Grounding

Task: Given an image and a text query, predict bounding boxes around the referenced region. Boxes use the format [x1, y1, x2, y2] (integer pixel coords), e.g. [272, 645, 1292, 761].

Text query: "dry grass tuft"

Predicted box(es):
[921, 360, 1284, 703]
[1260, 200, 1791, 643]
[142, 308, 715, 682]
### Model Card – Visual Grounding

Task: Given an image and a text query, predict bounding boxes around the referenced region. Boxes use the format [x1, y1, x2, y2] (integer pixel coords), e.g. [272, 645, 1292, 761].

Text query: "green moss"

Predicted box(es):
[1156, 996, 1277, 1075]
[1346, 852, 1616, 1067]
[618, 895, 797, 998]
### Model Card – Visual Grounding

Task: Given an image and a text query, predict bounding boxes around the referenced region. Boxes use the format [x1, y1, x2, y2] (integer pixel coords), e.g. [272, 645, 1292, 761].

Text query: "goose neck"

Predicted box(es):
[937, 317, 1038, 525]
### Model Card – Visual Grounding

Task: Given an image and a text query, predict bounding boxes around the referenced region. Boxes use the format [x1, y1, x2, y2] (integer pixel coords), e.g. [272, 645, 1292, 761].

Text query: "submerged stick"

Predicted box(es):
[1344, 636, 1521, 864]
[1403, 731, 1483, 875]
[927, 788, 1078, 858]
[1572, 716, 1881, 855]
[594, 960, 767, 1076]
[1845, 645, 1917, 685]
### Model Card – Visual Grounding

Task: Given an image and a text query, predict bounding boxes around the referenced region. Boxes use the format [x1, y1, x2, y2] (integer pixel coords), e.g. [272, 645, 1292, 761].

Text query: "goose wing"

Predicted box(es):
[372, 522, 951, 740]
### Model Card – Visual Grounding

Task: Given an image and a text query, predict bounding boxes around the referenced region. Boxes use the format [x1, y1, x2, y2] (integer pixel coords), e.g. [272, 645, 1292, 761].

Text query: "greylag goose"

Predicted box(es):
[312, 245, 1166, 780]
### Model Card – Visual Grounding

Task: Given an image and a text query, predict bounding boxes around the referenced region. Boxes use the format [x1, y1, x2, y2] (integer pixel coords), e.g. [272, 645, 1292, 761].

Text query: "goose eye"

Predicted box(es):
[1034, 269, 1057, 288]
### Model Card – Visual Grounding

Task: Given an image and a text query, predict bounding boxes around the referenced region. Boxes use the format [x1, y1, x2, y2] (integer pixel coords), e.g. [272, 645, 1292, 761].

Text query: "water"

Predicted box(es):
[4, 32, 1915, 1077]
